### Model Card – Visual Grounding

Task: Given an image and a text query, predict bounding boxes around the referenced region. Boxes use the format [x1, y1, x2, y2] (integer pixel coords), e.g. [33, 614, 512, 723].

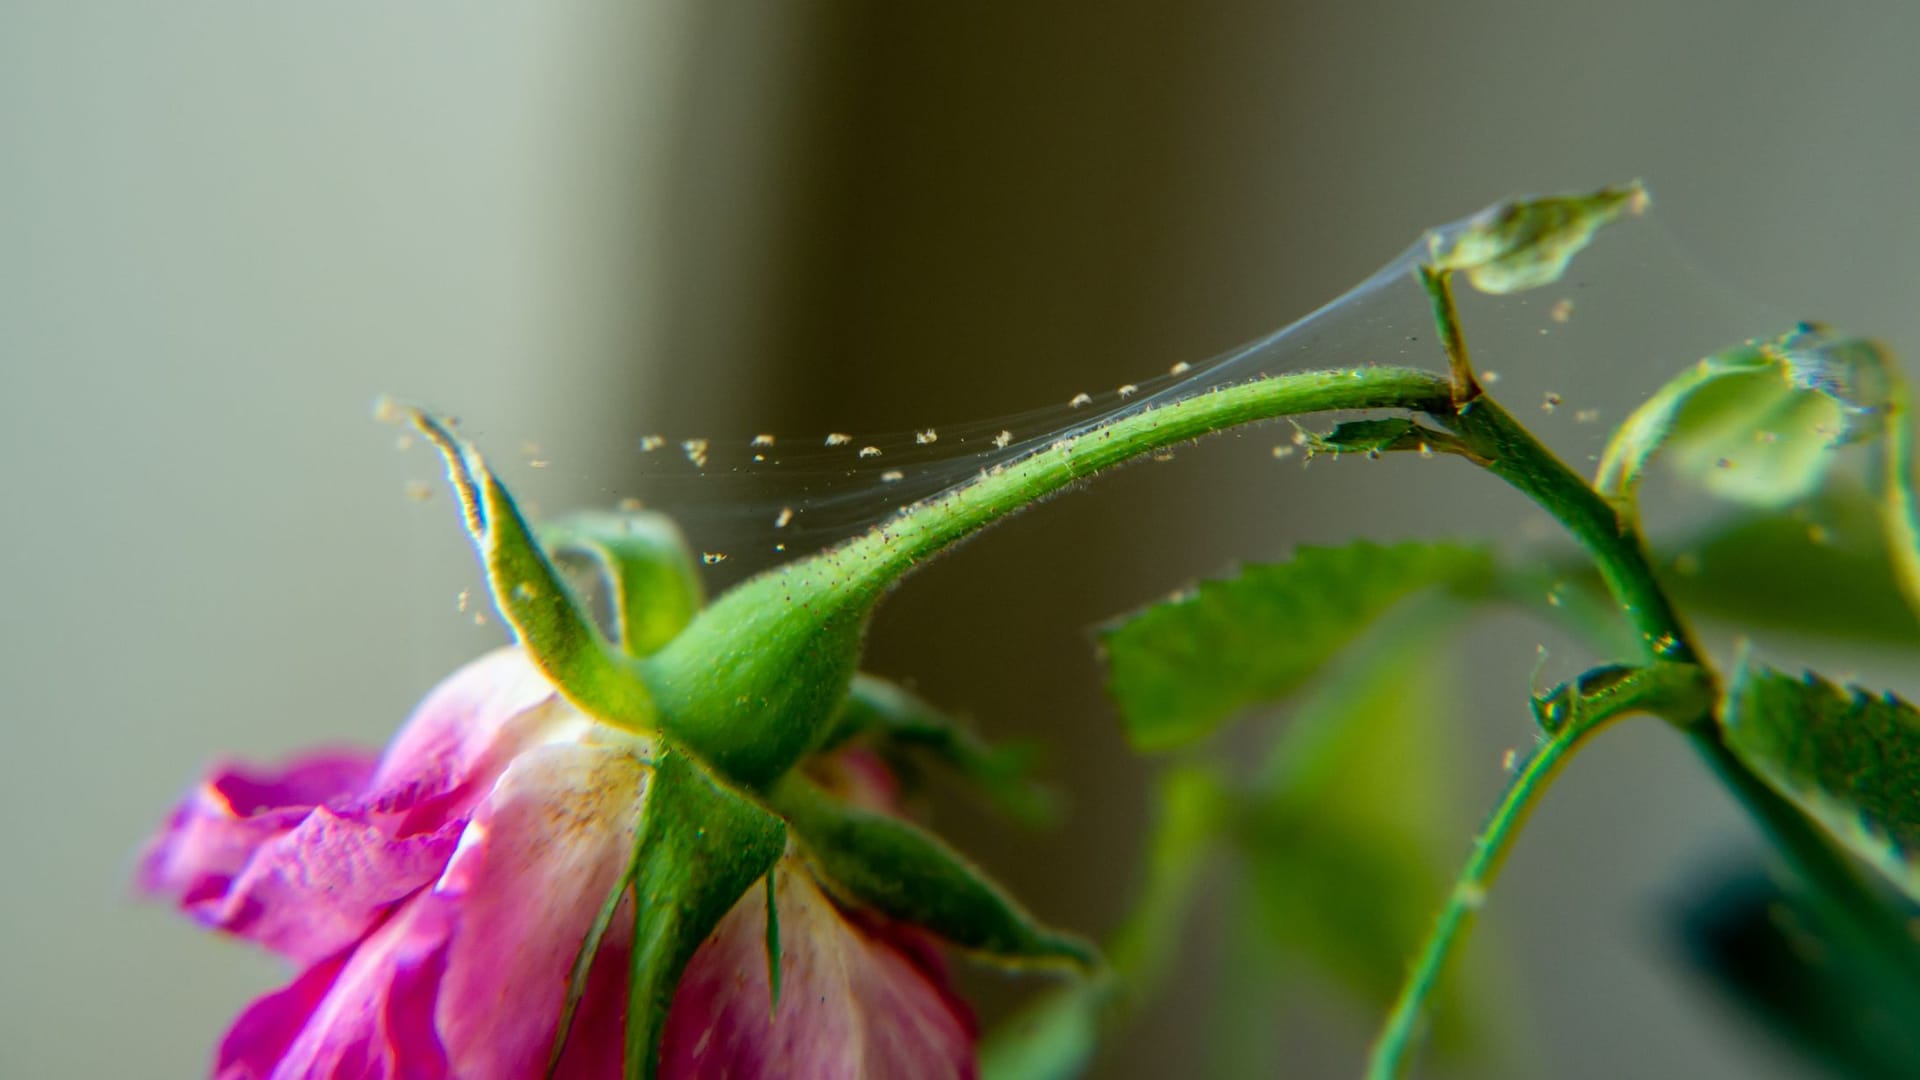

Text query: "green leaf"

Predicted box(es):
[825, 674, 1057, 826]
[408, 408, 658, 731]
[625, 745, 788, 1080]
[1596, 326, 1896, 511]
[979, 766, 1226, 1080]
[1723, 661, 1920, 905]
[769, 775, 1098, 972]
[1303, 418, 1471, 460]
[979, 983, 1106, 1080]
[539, 509, 705, 657]
[1101, 542, 1495, 751]
[1236, 621, 1478, 1049]
[1676, 862, 1920, 1079]
[1427, 182, 1647, 295]
[1656, 488, 1920, 645]
[1106, 765, 1229, 991]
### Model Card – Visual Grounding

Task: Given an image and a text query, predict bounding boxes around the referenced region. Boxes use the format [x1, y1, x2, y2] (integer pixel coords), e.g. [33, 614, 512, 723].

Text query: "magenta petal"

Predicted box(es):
[140, 649, 571, 962]
[661, 860, 978, 1080]
[216, 900, 453, 1080]
[211, 809, 465, 965]
[137, 752, 377, 910]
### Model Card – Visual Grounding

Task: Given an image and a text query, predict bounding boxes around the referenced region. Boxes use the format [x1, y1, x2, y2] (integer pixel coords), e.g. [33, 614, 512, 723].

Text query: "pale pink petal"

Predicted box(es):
[431, 740, 649, 1080]
[215, 900, 454, 1080]
[660, 860, 977, 1080]
[367, 647, 568, 832]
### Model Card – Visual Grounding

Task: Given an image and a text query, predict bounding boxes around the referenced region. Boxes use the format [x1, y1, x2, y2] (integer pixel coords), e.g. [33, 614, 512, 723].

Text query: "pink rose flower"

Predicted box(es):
[139, 646, 976, 1079]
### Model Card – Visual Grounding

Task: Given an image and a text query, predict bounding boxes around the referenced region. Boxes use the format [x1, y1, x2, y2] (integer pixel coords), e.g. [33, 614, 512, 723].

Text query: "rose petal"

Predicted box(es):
[367, 647, 570, 831]
[208, 808, 466, 965]
[215, 900, 454, 1080]
[660, 859, 977, 1080]
[138, 752, 375, 907]
[430, 740, 649, 1080]
[140, 648, 578, 962]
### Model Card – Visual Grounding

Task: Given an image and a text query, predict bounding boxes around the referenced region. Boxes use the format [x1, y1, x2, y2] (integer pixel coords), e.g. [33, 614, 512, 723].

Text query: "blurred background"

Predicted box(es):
[5, 3, 1919, 1077]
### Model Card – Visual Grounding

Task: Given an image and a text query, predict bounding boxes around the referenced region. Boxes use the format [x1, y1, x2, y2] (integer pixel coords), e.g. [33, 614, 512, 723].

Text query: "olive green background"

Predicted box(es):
[6, 4, 1918, 1077]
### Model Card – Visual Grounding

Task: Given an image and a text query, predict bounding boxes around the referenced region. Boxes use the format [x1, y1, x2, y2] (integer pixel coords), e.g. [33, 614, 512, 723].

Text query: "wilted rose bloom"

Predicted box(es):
[139, 646, 977, 1079]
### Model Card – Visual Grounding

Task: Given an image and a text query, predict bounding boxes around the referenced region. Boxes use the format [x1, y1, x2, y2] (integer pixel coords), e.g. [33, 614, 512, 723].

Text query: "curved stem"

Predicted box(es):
[1365, 703, 1617, 1080]
[765, 366, 1453, 606]
[1434, 391, 1697, 666]
[1373, 270, 1920, 1077]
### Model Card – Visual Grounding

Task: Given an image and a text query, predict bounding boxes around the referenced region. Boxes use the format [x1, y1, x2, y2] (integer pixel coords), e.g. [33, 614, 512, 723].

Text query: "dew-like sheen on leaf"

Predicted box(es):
[1101, 542, 1494, 751]
[1596, 326, 1895, 511]
[1722, 662, 1920, 905]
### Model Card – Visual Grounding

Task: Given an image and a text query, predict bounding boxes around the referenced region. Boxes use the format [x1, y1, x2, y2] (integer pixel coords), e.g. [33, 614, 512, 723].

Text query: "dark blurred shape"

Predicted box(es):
[1672, 858, 1920, 1078]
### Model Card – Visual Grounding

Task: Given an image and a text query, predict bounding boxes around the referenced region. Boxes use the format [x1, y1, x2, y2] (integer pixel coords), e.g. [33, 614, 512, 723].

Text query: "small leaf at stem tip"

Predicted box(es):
[770, 776, 1099, 973]
[625, 745, 788, 1080]
[1304, 417, 1474, 461]
[1101, 542, 1495, 751]
[538, 509, 705, 657]
[1723, 660, 1920, 905]
[1426, 181, 1647, 294]
[1596, 325, 1897, 511]
[406, 408, 659, 731]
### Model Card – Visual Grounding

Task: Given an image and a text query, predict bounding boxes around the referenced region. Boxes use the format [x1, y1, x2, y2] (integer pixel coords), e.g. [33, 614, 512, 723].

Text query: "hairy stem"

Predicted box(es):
[794, 367, 1454, 604]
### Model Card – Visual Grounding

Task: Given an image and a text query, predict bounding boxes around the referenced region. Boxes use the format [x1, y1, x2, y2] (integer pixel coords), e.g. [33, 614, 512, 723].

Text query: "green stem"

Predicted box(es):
[771, 366, 1454, 605]
[1365, 702, 1618, 1080]
[1435, 392, 1696, 665]
[1373, 269, 1920, 1077]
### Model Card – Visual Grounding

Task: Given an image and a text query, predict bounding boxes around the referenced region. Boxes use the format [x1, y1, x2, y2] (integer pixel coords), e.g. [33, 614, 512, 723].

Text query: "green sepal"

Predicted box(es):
[824, 674, 1057, 826]
[1100, 542, 1495, 751]
[410, 409, 657, 731]
[763, 867, 781, 1014]
[624, 744, 788, 1080]
[1723, 660, 1920, 905]
[1426, 182, 1646, 294]
[539, 509, 705, 657]
[770, 775, 1099, 973]
[1596, 325, 1896, 512]
[547, 846, 636, 1079]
